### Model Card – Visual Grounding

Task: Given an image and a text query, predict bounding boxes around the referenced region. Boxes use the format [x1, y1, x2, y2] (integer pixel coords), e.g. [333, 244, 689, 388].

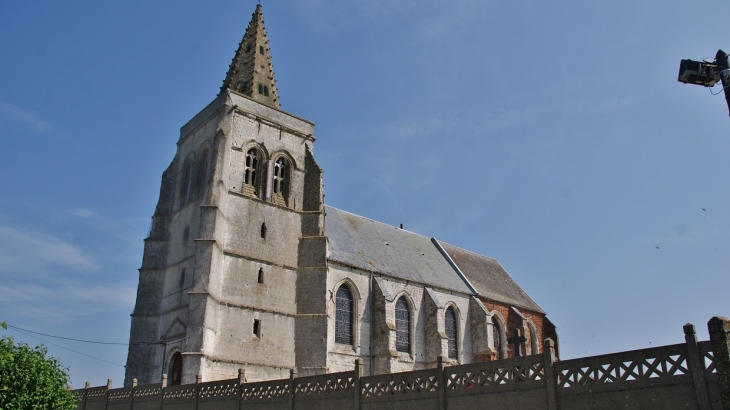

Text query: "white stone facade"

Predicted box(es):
[124, 6, 554, 387]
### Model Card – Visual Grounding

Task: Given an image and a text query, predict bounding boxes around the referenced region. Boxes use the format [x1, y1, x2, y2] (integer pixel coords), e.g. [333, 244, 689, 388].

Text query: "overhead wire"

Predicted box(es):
[5, 324, 161, 345]
[9, 327, 126, 368]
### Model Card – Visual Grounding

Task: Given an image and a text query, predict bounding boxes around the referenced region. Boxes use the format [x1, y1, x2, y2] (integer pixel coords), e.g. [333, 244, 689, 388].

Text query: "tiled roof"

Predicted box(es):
[324, 206, 473, 294]
[438, 241, 544, 313]
[324, 206, 544, 314]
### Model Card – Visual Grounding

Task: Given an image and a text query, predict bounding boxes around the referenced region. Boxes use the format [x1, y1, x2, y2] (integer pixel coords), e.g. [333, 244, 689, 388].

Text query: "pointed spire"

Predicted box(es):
[220, 4, 280, 109]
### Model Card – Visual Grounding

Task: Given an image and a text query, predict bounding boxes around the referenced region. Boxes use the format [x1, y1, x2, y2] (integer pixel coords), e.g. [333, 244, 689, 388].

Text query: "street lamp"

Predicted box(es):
[678, 49, 730, 117]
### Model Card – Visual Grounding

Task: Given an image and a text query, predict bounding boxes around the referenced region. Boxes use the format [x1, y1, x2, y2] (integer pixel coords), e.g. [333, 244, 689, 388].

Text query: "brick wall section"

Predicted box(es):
[481, 299, 546, 359]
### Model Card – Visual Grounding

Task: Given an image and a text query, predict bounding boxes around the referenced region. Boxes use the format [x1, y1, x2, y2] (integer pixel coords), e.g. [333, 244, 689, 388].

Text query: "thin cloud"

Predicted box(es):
[0, 100, 52, 132]
[68, 208, 148, 248]
[0, 282, 136, 322]
[0, 225, 98, 274]
[71, 209, 99, 218]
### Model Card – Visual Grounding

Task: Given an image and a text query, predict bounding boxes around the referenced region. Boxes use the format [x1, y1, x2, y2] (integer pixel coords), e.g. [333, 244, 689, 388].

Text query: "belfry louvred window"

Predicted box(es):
[395, 298, 410, 353]
[335, 286, 353, 345]
[273, 157, 287, 195]
[445, 307, 457, 359]
[244, 148, 259, 193]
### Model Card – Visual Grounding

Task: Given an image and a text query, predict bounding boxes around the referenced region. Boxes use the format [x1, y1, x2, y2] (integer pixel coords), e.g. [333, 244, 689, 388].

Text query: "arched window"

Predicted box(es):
[246, 43, 252, 53]
[244, 148, 261, 195]
[335, 286, 353, 345]
[259, 45, 264, 55]
[445, 307, 457, 359]
[263, 86, 269, 96]
[273, 157, 288, 195]
[527, 321, 539, 355]
[395, 297, 410, 353]
[260, 222, 267, 239]
[169, 352, 182, 386]
[493, 321, 503, 359]
[180, 156, 196, 205]
[194, 148, 209, 198]
[258, 83, 264, 94]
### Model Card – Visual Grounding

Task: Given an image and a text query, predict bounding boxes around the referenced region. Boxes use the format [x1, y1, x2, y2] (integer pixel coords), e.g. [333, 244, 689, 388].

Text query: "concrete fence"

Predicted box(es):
[75, 316, 730, 410]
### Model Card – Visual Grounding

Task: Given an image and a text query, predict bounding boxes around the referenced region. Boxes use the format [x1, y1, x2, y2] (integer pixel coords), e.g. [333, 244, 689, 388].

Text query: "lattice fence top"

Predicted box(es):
[361, 368, 439, 400]
[133, 384, 161, 401]
[446, 359, 546, 394]
[162, 384, 196, 401]
[85, 386, 107, 400]
[72, 389, 86, 401]
[241, 380, 290, 400]
[107, 388, 132, 402]
[698, 341, 717, 377]
[555, 343, 690, 394]
[296, 373, 355, 397]
[198, 379, 238, 401]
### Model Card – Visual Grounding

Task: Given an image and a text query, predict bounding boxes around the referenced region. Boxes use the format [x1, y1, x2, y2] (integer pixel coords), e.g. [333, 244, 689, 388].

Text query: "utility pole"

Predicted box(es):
[678, 49, 730, 117]
[715, 50, 730, 117]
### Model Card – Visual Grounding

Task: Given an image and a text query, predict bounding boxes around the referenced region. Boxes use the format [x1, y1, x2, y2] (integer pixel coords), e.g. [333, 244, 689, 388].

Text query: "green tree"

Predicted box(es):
[0, 329, 76, 410]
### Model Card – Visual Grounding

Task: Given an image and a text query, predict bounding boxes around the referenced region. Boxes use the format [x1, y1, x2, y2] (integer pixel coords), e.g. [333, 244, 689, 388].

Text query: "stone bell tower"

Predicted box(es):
[124, 4, 326, 386]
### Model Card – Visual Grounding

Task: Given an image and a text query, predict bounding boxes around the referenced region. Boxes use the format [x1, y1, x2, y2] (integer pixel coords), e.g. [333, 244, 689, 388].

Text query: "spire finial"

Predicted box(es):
[219, 3, 280, 109]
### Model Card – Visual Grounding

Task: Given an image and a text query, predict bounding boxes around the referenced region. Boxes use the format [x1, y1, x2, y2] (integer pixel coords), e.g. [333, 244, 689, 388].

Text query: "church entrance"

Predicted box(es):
[169, 352, 182, 385]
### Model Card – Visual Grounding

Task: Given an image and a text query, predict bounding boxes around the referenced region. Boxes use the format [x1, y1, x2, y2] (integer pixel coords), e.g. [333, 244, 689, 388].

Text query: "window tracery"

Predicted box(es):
[335, 286, 353, 345]
[445, 307, 457, 359]
[493, 321, 503, 359]
[271, 156, 289, 206]
[244, 148, 261, 196]
[395, 297, 411, 353]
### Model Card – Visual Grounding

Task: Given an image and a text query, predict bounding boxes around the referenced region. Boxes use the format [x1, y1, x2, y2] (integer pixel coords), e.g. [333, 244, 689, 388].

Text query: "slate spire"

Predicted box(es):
[220, 4, 280, 109]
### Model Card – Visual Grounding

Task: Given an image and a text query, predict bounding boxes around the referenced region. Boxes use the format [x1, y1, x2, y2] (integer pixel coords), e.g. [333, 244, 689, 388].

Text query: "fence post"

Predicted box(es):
[160, 373, 167, 410]
[437, 355, 446, 410]
[130, 378, 137, 410]
[237, 368, 245, 410]
[543, 339, 558, 410]
[684, 323, 712, 409]
[289, 368, 297, 410]
[82, 381, 90, 410]
[105, 379, 112, 410]
[195, 374, 202, 410]
[709, 316, 730, 410]
[354, 359, 363, 410]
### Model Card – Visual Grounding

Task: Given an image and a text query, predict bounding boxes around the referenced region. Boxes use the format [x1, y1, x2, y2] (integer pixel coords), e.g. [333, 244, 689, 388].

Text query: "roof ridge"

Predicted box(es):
[324, 205, 434, 242]
[438, 240, 500, 264]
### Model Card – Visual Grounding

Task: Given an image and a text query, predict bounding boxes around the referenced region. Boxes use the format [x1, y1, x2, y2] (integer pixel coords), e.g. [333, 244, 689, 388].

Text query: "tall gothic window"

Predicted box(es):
[169, 352, 182, 386]
[493, 321, 503, 359]
[335, 285, 353, 345]
[445, 307, 457, 359]
[395, 297, 410, 353]
[273, 157, 288, 196]
[180, 156, 196, 206]
[194, 148, 209, 198]
[244, 148, 260, 195]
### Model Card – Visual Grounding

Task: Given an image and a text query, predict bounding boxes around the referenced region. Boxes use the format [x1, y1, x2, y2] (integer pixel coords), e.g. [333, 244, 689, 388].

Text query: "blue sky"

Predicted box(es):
[1, 0, 730, 388]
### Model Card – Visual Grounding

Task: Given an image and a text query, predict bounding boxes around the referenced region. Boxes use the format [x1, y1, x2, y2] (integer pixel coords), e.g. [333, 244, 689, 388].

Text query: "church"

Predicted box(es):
[124, 5, 557, 387]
